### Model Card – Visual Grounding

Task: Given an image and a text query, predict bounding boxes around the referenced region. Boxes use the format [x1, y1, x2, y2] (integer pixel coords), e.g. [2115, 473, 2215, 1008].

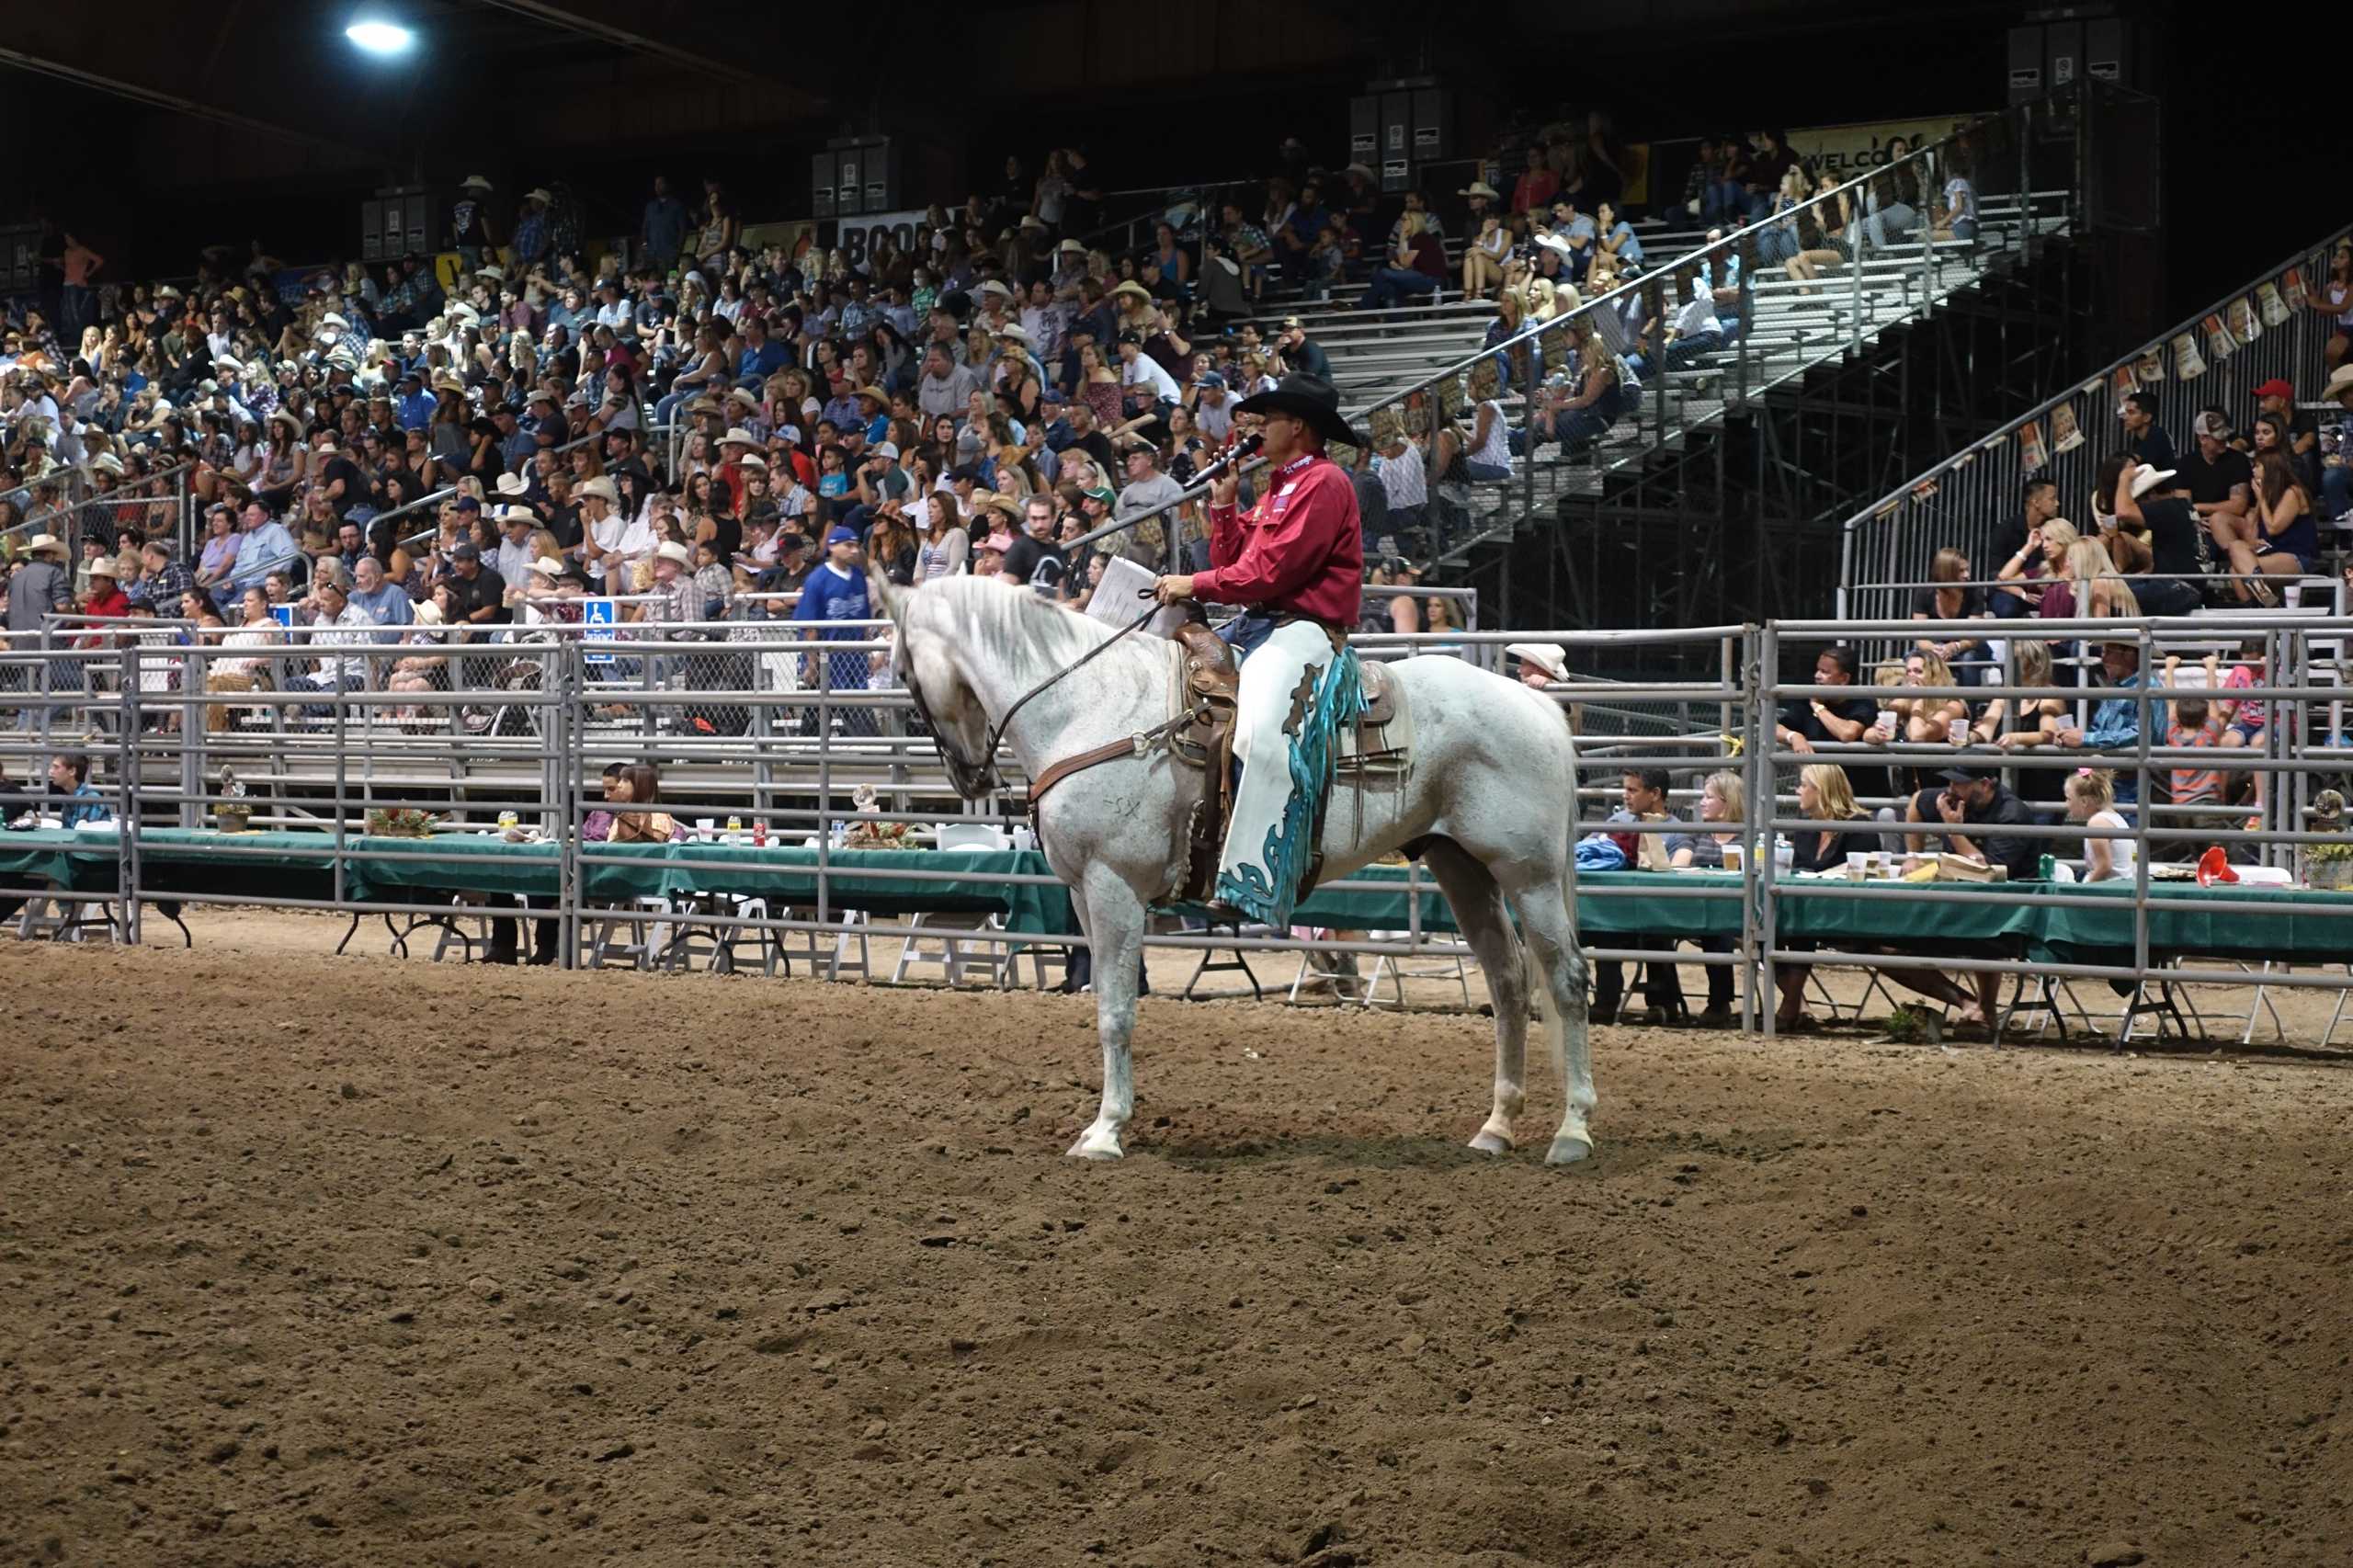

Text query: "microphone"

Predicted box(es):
[1195, 432, 1264, 484]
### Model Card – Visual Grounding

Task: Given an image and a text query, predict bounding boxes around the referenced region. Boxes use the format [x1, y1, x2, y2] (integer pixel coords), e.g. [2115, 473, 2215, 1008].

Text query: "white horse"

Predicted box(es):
[871, 571, 1597, 1165]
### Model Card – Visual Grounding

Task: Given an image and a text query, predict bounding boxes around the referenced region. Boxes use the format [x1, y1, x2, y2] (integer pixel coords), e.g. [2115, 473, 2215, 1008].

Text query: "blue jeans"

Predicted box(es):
[1219, 608, 1277, 660]
[2324, 462, 2352, 520]
[1664, 329, 1724, 369]
[1361, 267, 1441, 310]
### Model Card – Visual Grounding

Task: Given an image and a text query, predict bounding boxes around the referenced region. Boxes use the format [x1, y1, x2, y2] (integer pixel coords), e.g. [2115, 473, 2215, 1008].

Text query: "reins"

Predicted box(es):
[915, 589, 1166, 792]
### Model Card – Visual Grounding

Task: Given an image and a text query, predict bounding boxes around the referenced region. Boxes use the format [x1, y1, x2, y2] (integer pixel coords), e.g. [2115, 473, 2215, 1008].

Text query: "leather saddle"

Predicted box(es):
[1025, 624, 1412, 910]
[1168, 625, 1411, 906]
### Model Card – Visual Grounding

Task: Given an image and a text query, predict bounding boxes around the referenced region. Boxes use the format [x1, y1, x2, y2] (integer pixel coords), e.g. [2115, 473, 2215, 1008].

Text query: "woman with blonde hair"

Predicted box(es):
[1667, 768, 1753, 1027]
[2065, 535, 2139, 619]
[1772, 763, 1877, 1030]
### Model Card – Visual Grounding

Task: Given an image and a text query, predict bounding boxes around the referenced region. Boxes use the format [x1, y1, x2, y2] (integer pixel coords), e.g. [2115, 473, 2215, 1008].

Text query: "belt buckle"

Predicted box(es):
[1131, 731, 1154, 757]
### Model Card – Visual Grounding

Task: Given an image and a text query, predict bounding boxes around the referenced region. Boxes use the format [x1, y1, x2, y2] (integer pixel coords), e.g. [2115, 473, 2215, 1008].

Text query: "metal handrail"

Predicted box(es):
[1836, 214, 2353, 545]
[1061, 90, 2072, 571]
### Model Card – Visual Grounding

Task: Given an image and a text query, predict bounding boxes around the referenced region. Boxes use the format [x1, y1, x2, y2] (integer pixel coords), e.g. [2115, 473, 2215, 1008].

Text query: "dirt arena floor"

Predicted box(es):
[4, 910, 2351, 1567]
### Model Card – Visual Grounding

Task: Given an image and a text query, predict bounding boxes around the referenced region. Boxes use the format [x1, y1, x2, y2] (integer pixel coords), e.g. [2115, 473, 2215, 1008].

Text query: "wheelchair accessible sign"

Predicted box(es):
[583, 597, 616, 664]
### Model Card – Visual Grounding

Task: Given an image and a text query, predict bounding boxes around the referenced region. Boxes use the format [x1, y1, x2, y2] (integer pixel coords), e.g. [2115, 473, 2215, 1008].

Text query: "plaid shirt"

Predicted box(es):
[145, 561, 196, 606]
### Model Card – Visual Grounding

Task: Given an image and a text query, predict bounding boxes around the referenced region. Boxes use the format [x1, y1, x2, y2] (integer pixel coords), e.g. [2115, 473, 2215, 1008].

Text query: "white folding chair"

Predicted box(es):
[890, 910, 1012, 987]
[1361, 929, 1472, 1010]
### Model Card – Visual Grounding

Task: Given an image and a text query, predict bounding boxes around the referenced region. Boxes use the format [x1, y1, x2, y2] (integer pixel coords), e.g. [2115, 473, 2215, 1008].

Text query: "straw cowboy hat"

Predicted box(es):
[528, 555, 565, 579]
[575, 476, 620, 504]
[1506, 643, 1572, 684]
[977, 278, 1014, 299]
[654, 540, 695, 569]
[494, 504, 538, 527]
[24, 534, 66, 559]
[1109, 280, 1152, 302]
[726, 387, 761, 410]
[685, 394, 725, 416]
[1458, 180, 1502, 200]
[1233, 373, 1368, 449]
[719, 426, 760, 448]
[734, 452, 767, 471]
[476, 265, 506, 282]
[460, 175, 493, 191]
[995, 323, 1036, 348]
[90, 453, 125, 476]
[524, 187, 554, 205]
[853, 384, 889, 405]
[1058, 238, 1086, 256]
[414, 598, 444, 626]
[2127, 463, 2177, 500]
[432, 372, 466, 395]
[2326, 364, 2353, 401]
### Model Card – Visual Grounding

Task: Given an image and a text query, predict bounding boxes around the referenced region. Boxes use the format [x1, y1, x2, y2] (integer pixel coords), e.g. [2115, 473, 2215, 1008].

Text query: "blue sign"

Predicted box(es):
[582, 597, 615, 665]
[269, 605, 295, 630]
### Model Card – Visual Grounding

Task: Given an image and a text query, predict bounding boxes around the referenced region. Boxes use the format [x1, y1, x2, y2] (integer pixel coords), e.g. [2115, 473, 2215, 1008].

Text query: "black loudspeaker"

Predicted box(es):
[812, 153, 836, 219]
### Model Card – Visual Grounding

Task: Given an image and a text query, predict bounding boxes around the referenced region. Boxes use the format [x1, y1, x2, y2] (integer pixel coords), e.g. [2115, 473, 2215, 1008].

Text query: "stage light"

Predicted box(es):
[346, 19, 415, 55]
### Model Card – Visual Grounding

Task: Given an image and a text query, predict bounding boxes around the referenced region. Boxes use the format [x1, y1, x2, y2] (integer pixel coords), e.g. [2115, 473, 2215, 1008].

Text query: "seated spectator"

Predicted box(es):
[2096, 454, 2207, 614]
[1896, 765, 2039, 1027]
[1666, 769, 1746, 1028]
[1591, 767, 1688, 1024]
[1462, 214, 1511, 300]
[2220, 449, 2318, 607]
[2064, 767, 2135, 883]
[1772, 763, 1876, 1031]
[2120, 392, 2176, 472]
[2162, 653, 2228, 827]
[2055, 641, 2146, 803]
[610, 762, 687, 843]
[1357, 212, 1448, 312]
[1910, 547, 1991, 676]
[206, 587, 282, 731]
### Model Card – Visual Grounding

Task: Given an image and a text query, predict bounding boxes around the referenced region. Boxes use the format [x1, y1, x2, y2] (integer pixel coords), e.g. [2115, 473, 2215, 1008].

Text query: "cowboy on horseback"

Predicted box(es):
[1153, 373, 1368, 928]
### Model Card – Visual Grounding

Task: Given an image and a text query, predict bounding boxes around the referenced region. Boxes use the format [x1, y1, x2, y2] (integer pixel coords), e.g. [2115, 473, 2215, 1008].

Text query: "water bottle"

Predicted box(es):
[725, 814, 744, 845]
[1773, 835, 1795, 877]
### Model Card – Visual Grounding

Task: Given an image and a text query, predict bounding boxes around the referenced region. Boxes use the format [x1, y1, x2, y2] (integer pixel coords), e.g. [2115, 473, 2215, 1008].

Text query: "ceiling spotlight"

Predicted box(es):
[346, 19, 415, 55]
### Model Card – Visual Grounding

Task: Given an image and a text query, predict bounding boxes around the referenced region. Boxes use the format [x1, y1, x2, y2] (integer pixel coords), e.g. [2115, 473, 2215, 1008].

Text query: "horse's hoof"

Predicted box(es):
[1468, 1129, 1515, 1155]
[1544, 1133, 1595, 1166]
[1066, 1133, 1125, 1161]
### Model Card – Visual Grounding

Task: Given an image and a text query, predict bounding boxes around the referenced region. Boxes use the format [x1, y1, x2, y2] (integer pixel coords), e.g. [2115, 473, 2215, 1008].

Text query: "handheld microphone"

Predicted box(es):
[1195, 432, 1264, 484]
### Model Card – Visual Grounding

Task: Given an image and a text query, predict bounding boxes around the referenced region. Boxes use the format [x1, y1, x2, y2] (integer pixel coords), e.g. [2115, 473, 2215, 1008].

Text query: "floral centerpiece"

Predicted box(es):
[366, 807, 441, 839]
[839, 782, 915, 851]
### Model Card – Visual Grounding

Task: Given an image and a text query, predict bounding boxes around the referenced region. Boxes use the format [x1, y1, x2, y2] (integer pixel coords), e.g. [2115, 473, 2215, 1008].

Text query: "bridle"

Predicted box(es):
[906, 593, 1168, 801]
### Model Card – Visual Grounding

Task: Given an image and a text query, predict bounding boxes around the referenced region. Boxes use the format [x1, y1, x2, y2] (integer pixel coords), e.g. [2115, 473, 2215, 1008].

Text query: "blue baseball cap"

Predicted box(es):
[825, 524, 858, 545]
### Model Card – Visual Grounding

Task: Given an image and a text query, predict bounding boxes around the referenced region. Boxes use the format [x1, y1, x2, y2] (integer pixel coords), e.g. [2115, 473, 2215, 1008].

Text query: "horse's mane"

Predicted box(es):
[911, 574, 1158, 687]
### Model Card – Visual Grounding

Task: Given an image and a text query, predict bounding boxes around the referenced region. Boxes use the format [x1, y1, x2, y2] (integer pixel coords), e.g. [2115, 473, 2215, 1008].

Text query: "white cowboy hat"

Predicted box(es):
[1458, 180, 1502, 199]
[528, 555, 565, 579]
[213, 354, 244, 374]
[719, 426, 760, 447]
[1506, 643, 1572, 684]
[319, 312, 347, 330]
[1533, 233, 1575, 257]
[574, 476, 620, 503]
[494, 471, 530, 496]
[654, 540, 694, 569]
[475, 265, 506, 282]
[1058, 238, 1086, 256]
[460, 174, 493, 190]
[413, 598, 444, 626]
[2128, 464, 2177, 500]
[995, 323, 1036, 347]
[23, 534, 66, 558]
[494, 504, 537, 526]
[977, 278, 1014, 299]
[524, 187, 554, 204]
[90, 453, 125, 476]
[726, 387, 761, 409]
[735, 452, 767, 471]
[2326, 364, 2353, 401]
[448, 302, 482, 324]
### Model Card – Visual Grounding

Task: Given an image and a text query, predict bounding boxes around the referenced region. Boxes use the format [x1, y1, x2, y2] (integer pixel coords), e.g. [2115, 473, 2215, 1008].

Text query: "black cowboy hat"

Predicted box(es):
[1233, 373, 1366, 450]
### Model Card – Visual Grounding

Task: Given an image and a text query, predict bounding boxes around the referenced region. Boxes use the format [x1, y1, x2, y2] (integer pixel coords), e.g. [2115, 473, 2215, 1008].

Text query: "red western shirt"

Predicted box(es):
[1194, 451, 1363, 626]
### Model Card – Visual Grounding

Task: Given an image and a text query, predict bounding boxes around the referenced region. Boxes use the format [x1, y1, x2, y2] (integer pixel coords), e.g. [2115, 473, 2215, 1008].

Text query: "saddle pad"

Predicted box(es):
[1336, 662, 1413, 773]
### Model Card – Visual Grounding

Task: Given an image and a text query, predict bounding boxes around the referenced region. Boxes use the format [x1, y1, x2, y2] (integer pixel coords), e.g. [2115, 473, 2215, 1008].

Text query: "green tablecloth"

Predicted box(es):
[6, 830, 2347, 964]
[1284, 867, 1748, 938]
